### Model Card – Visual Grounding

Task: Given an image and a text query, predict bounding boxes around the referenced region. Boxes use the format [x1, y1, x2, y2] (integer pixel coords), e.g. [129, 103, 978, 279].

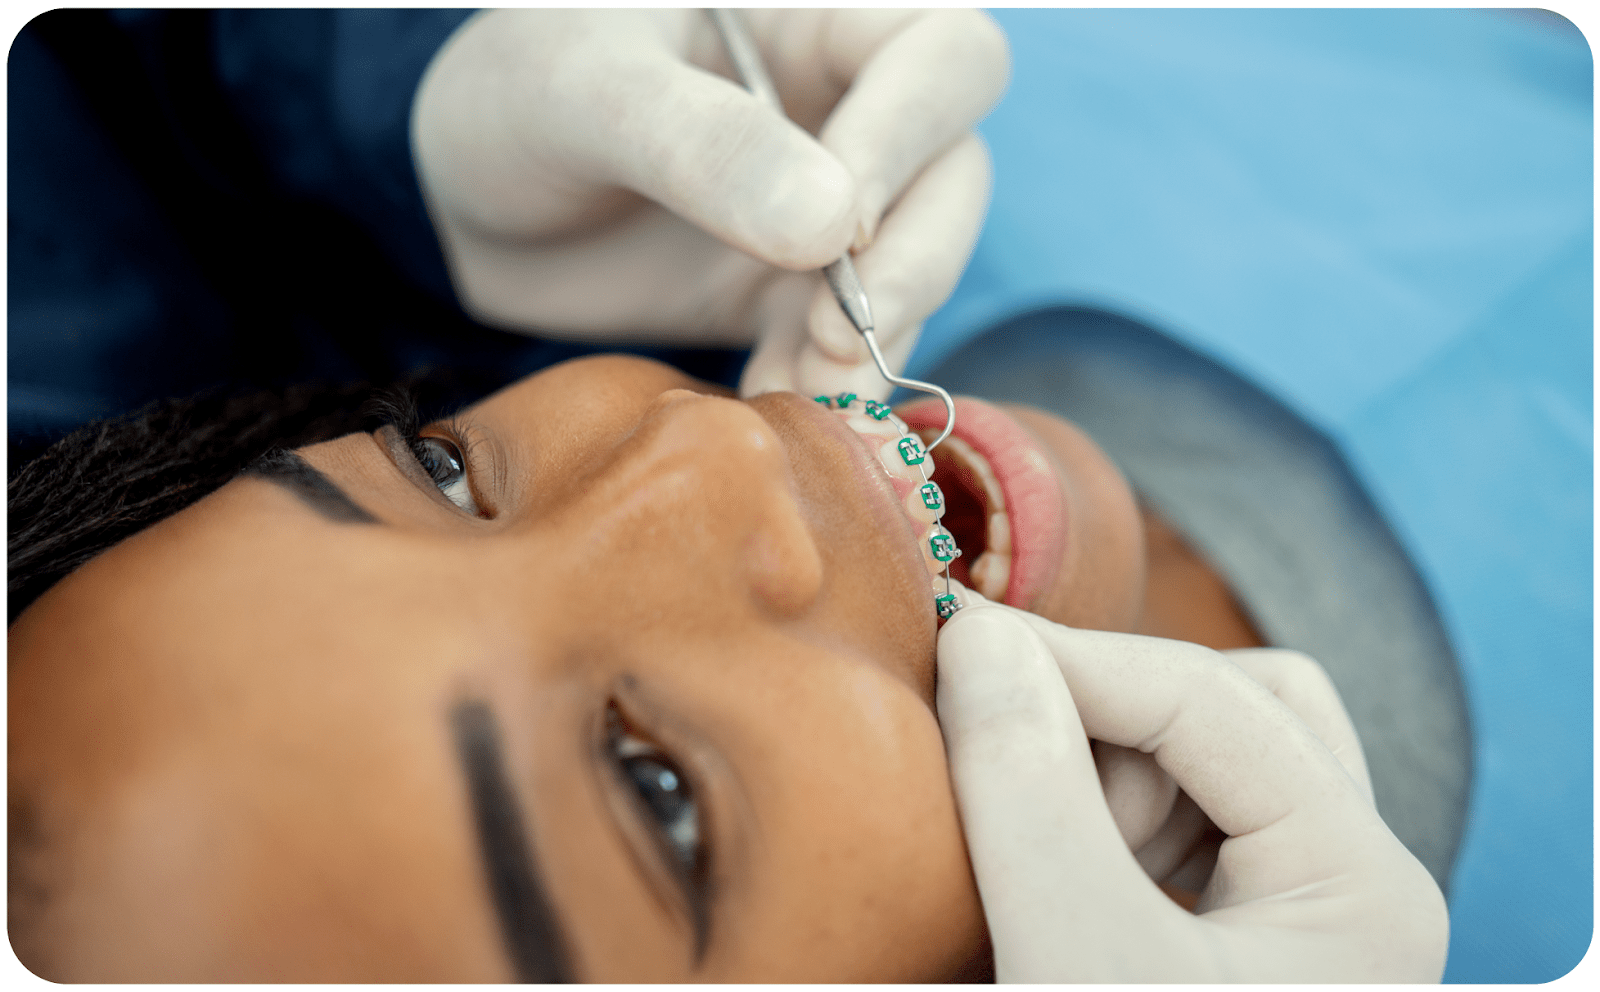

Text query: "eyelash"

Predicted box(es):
[605, 706, 706, 894]
[409, 432, 479, 516]
[365, 391, 483, 516]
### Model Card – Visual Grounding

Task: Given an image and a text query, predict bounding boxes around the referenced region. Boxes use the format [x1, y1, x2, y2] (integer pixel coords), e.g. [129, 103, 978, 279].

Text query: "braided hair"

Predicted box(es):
[6, 382, 383, 625]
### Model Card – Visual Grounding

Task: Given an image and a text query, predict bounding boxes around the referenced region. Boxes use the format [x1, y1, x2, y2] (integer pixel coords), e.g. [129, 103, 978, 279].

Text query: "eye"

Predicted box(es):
[608, 711, 701, 874]
[410, 435, 479, 515]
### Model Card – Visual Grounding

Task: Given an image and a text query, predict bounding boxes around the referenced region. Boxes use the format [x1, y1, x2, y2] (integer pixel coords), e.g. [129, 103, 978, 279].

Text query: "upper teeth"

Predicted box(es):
[844, 414, 900, 444]
[820, 392, 1014, 610]
[877, 437, 929, 482]
[817, 392, 958, 592]
[902, 483, 942, 525]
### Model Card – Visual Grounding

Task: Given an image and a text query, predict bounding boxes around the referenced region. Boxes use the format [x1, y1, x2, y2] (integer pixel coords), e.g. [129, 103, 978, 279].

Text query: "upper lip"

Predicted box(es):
[769, 393, 931, 592]
[747, 391, 942, 709]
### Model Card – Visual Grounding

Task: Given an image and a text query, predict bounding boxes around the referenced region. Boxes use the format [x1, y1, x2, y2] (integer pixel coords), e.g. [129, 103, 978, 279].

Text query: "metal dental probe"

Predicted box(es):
[709, 9, 962, 614]
[707, 8, 959, 454]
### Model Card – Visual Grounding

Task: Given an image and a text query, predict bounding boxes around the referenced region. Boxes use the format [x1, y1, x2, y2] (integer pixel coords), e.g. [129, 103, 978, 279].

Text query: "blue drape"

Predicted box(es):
[912, 10, 1592, 982]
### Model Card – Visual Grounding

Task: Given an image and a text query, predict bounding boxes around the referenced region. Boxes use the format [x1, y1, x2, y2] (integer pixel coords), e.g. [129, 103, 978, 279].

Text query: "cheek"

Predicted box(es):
[716, 664, 983, 980]
[1063, 446, 1146, 631]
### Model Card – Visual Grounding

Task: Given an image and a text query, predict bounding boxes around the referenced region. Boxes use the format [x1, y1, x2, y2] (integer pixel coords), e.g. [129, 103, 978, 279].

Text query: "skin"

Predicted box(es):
[1001, 406, 1262, 652]
[8, 354, 1240, 981]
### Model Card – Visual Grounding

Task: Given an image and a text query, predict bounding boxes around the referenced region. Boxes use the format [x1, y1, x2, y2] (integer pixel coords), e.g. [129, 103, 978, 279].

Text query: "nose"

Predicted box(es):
[576, 390, 825, 618]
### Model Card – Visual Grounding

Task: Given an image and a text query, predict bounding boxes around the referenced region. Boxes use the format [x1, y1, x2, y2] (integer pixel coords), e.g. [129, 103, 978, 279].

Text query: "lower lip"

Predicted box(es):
[896, 397, 1068, 609]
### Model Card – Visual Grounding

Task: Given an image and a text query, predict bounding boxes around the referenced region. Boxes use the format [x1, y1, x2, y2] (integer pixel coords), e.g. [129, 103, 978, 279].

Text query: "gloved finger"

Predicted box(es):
[937, 606, 1186, 982]
[789, 312, 921, 400]
[815, 8, 1010, 243]
[1224, 648, 1375, 806]
[737, 333, 799, 399]
[439, 204, 775, 339]
[943, 581, 1181, 861]
[738, 271, 825, 397]
[570, 48, 859, 269]
[742, 323, 898, 401]
[728, 8, 920, 135]
[805, 133, 993, 362]
[992, 606, 1403, 907]
[740, 283, 916, 400]
[792, 339, 901, 401]
[1094, 740, 1180, 853]
[1132, 788, 1219, 885]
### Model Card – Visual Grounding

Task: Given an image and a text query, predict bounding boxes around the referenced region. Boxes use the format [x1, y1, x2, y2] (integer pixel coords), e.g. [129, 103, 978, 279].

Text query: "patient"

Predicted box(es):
[8, 343, 1261, 981]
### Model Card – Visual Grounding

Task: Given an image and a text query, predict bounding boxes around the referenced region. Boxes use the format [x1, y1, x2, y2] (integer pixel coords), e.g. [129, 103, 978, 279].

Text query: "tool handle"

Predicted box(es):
[707, 8, 954, 451]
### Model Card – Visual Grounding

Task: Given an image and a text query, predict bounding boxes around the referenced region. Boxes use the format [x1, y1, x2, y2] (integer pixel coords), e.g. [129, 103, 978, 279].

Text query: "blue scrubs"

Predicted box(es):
[7, 9, 745, 465]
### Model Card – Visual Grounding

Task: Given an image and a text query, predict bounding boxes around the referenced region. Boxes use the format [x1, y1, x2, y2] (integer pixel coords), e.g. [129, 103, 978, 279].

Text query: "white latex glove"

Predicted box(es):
[936, 593, 1449, 983]
[411, 9, 1008, 399]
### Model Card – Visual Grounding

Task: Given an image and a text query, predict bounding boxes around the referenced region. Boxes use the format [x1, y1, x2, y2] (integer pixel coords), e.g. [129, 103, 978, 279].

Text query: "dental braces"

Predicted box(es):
[707, 8, 961, 622]
[815, 392, 964, 621]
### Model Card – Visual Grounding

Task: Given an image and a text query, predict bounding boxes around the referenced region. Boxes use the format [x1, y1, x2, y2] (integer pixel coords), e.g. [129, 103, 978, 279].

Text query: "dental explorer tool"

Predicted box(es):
[711, 9, 964, 618]
[707, 8, 959, 454]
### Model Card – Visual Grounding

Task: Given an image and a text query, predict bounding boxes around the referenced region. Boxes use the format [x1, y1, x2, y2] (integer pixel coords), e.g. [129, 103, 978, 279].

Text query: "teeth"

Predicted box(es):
[845, 414, 902, 446]
[969, 551, 1010, 601]
[907, 428, 1016, 605]
[878, 436, 931, 483]
[987, 511, 1012, 556]
[928, 526, 960, 564]
[903, 487, 942, 525]
[841, 409, 993, 611]
[926, 434, 1005, 511]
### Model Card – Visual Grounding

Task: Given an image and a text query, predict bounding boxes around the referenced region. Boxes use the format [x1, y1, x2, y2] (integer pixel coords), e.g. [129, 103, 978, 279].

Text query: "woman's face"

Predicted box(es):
[8, 355, 1143, 981]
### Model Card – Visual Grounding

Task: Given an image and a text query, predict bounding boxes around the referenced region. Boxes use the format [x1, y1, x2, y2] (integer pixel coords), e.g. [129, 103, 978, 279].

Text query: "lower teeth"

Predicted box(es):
[969, 551, 1010, 601]
[915, 430, 1015, 605]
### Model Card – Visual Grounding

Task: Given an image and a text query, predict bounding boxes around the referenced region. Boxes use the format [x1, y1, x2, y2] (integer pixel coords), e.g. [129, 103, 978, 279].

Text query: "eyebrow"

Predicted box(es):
[242, 449, 378, 524]
[451, 699, 574, 983]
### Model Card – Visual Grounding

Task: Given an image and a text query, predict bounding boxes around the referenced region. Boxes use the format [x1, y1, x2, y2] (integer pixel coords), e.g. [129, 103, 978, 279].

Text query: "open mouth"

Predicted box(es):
[814, 391, 1067, 612]
[897, 397, 1069, 610]
[911, 433, 1009, 600]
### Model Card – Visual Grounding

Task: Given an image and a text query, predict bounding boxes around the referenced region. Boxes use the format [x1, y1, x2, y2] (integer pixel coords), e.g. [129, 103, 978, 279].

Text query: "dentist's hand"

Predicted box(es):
[411, 9, 1007, 400]
[936, 598, 1448, 982]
